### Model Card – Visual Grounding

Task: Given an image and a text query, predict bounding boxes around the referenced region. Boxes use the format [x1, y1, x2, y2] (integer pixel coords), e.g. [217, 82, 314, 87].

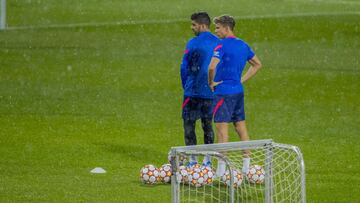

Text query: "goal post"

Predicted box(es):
[0, 0, 6, 30]
[170, 139, 306, 203]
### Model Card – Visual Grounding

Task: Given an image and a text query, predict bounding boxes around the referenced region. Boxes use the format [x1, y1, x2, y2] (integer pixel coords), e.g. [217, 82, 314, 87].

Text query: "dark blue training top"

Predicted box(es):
[181, 31, 220, 99]
[213, 36, 255, 95]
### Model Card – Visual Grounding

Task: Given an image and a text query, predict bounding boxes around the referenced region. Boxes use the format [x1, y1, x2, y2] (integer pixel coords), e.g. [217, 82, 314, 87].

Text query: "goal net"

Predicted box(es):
[170, 139, 305, 203]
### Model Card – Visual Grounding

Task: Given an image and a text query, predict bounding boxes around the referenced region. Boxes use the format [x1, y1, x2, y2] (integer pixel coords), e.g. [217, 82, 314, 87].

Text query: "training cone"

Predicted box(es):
[90, 167, 106, 174]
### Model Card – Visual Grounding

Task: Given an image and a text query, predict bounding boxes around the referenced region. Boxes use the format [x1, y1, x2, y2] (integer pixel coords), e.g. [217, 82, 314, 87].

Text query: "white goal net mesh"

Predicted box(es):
[170, 140, 305, 203]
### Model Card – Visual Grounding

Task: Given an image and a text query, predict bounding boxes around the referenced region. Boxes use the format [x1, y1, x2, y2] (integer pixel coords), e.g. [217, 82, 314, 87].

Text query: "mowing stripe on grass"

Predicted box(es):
[6, 11, 360, 31]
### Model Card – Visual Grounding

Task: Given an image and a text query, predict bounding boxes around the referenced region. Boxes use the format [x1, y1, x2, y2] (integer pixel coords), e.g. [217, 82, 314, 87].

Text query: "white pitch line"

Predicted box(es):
[5, 11, 360, 31]
[236, 11, 360, 20]
[294, 0, 360, 6]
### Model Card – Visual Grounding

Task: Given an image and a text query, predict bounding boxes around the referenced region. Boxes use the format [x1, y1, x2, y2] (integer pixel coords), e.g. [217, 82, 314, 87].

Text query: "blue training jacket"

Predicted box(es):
[180, 31, 220, 99]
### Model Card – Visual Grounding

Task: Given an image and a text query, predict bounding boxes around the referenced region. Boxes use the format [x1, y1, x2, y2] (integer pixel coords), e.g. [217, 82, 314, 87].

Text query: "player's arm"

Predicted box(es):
[208, 57, 222, 92]
[180, 48, 190, 89]
[180, 43, 191, 89]
[241, 55, 262, 83]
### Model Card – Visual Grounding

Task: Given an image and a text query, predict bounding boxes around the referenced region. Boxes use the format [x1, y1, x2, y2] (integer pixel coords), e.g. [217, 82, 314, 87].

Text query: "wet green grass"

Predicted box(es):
[1, 0, 360, 202]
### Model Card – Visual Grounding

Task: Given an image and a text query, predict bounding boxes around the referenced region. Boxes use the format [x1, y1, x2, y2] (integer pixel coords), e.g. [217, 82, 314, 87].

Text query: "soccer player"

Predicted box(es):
[208, 15, 262, 176]
[180, 12, 220, 167]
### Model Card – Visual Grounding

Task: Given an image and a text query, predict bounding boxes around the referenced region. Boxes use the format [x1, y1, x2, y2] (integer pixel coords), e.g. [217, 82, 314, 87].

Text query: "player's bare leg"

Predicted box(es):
[234, 121, 251, 174]
[215, 122, 228, 177]
[216, 122, 228, 143]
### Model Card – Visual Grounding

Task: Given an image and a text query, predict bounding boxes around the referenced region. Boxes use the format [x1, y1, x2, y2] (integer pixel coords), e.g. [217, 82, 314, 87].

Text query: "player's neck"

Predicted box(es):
[224, 31, 235, 38]
[199, 28, 210, 33]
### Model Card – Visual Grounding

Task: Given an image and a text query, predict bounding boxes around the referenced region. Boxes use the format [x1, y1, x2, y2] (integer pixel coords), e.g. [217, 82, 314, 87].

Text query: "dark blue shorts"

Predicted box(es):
[213, 93, 245, 123]
[182, 97, 213, 121]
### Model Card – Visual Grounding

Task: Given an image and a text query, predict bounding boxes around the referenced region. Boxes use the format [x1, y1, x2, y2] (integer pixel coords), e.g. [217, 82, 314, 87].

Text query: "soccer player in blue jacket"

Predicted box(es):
[180, 12, 220, 166]
[208, 15, 262, 176]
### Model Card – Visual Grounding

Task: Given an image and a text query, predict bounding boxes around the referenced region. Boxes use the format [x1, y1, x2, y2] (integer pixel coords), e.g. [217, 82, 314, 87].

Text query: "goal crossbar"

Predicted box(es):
[170, 139, 273, 155]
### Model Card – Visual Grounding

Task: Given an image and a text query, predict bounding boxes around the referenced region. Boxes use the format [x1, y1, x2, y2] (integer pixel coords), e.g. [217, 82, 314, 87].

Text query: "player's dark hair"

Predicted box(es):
[191, 12, 211, 27]
[214, 15, 235, 31]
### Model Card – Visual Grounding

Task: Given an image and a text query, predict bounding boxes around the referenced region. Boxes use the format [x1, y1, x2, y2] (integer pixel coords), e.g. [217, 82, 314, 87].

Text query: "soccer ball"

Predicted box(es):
[187, 166, 205, 187]
[188, 163, 202, 172]
[176, 165, 189, 184]
[201, 166, 214, 185]
[168, 152, 187, 166]
[140, 164, 160, 184]
[221, 169, 243, 187]
[159, 164, 172, 183]
[247, 165, 265, 184]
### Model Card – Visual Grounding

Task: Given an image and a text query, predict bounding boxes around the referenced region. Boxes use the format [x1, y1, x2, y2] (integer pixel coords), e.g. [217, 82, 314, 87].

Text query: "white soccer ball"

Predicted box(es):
[201, 166, 214, 185]
[187, 167, 205, 187]
[140, 164, 160, 184]
[188, 163, 202, 172]
[247, 165, 265, 184]
[176, 165, 189, 184]
[159, 163, 172, 183]
[221, 169, 243, 187]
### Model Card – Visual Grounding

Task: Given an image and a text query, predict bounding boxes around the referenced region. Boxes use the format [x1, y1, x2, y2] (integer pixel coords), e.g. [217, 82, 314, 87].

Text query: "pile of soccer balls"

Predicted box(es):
[140, 157, 265, 187]
[139, 154, 186, 185]
[178, 163, 215, 187]
[140, 164, 172, 185]
[139, 162, 216, 187]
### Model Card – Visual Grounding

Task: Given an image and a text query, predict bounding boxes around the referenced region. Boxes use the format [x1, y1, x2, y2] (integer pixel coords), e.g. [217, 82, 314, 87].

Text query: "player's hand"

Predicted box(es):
[209, 81, 223, 92]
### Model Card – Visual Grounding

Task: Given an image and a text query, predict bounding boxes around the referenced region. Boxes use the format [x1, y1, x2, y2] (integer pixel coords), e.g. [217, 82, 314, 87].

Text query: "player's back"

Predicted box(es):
[184, 32, 220, 98]
[214, 36, 254, 95]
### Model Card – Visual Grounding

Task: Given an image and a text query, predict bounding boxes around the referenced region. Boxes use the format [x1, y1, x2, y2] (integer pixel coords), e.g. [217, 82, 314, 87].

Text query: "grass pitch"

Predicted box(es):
[1, 0, 360, 202]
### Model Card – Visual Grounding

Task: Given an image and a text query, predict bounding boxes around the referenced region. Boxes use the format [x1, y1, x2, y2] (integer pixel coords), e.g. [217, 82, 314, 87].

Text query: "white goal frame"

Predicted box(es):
[170, 139, 305, 203]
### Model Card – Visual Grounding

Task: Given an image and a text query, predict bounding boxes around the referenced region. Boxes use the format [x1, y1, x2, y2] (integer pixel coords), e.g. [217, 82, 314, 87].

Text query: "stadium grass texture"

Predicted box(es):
[1, 0, 359, 202]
